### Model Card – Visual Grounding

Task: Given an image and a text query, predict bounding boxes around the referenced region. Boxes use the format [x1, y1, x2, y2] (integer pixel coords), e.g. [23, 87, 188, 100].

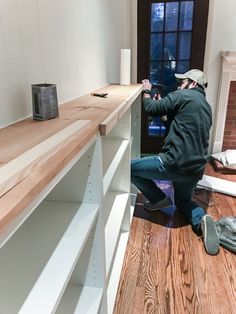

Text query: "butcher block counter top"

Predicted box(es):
[0, 84, 142, 236]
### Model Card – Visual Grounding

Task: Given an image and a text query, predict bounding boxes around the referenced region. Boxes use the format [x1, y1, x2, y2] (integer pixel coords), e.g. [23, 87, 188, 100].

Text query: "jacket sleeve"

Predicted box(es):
[143, 91, 182, 117]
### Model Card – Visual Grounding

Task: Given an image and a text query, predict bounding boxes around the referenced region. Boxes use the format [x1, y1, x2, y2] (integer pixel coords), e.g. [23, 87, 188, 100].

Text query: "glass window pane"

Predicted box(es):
[164, 33, 177, 60]
[163, 61, 177, 89]
[151, 3, 164, 32]
[165, 2, 179, 31]
[150, 34, 163, 60]
[149, 62, 162, 85]
[176, 61, 190, 73]
[179, 1, 194, 31]
[178, 32, 192, 59]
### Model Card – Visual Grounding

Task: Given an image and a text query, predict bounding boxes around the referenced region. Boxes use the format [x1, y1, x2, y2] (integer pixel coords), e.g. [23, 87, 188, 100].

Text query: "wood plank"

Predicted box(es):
[114, 165, 236, 313]
[107, 232, 130, 314]
[0, 120, 90, 198]
[113, 243, 142, 313]
[99, 86, 142, 136]
[0, 84, 142, 164]
[0, 84, 142, 234]
[0, 124, 98, 232]
[198, 174, 236, 196]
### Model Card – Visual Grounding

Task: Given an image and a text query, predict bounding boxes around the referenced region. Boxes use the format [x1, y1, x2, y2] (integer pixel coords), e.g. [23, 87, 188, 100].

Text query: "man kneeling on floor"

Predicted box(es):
[131, 69, 219, 255]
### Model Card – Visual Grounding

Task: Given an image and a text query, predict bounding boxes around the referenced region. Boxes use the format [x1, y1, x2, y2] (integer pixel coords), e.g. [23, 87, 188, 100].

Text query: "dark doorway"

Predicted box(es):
[138, 0, 209, 154]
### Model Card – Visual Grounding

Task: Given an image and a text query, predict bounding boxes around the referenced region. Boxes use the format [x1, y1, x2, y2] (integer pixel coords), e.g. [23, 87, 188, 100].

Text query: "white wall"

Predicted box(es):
[3, 0, 234, 149]
[106, 0, 132, 84]
[197, 0, 236, 151]
[0, 0, 132, 127]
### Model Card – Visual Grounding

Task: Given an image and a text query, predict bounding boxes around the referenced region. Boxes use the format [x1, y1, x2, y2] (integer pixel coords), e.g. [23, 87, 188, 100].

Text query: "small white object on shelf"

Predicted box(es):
[120, 49, 131, 86]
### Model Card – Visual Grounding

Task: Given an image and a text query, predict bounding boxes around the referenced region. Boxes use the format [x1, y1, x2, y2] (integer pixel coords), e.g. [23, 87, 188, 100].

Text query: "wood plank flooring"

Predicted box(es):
[114, 164, 236, 314]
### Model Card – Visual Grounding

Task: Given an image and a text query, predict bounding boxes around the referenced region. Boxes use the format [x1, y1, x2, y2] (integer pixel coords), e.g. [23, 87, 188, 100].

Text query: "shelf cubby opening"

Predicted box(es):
[56, 221, 105, 314]
[102, 139, 130, 195]
[46, 138, 102, 205]
[0, 200, 98, 313]
[105, 108, 131, 140]
[104, 192, 130, 277]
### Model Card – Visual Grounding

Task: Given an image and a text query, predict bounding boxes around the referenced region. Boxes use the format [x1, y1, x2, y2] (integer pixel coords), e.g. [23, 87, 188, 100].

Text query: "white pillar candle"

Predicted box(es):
[120, 49, 131, 85]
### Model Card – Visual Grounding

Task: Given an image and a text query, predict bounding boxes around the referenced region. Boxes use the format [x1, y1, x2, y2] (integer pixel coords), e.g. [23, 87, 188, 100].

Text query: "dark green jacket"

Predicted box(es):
[143, 87, 212, 178]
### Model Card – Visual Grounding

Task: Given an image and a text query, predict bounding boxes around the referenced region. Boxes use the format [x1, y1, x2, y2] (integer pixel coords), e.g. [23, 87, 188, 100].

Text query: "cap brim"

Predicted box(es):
[175, 73, 187, 79]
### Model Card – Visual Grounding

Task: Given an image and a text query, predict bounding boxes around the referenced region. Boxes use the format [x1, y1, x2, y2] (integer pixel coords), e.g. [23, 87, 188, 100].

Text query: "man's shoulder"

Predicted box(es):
[172, 87, 206, 100]
[168, 88, 194, 98]
[167, 89, 184, 103]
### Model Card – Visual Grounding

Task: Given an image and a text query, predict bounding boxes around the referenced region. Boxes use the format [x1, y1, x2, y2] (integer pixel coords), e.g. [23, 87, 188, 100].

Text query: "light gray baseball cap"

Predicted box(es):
[175, 69, 208, 88]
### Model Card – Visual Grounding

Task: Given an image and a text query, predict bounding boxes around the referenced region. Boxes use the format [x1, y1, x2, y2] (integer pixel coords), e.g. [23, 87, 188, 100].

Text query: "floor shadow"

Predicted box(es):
[133, 181, 214, 230]
[193, 187, 215, 209]
[133, 193, 189, 229]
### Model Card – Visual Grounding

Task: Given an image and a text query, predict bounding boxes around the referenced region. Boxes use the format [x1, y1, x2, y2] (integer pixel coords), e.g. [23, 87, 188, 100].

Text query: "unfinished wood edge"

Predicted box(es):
[99, 87, 142, 136]
[99, 101, 128, 136]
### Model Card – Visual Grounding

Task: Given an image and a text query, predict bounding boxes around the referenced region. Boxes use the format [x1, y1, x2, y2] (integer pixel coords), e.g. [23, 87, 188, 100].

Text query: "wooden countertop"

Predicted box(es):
[0, 84, 142, 235]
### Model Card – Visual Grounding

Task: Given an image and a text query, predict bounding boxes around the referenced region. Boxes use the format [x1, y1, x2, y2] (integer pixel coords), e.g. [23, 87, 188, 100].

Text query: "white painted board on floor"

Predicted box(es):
[197, 175, 236, 197]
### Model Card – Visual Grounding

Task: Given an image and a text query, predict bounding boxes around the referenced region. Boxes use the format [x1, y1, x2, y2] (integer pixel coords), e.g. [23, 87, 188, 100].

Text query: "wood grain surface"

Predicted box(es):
[0, 84, 142, 232]
[0, 120, 90, 198]
[114, 164, 236, 314]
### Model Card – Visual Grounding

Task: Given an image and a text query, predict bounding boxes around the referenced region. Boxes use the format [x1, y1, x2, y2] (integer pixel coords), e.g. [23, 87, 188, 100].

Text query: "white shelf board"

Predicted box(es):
[102, 139, 129, 195]
[105, 192, 129, 276]
[18, 201, 99, 314]
[107, 232, 129, 314]
[103, 190, 123, 226]
[56, 284, 103, 314]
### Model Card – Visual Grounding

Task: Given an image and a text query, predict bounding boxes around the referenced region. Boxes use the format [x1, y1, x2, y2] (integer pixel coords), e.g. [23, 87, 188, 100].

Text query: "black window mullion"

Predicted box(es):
[176, 1, 181, 72]
[145, 0, 205, 83]
[161, 2, 167, 84]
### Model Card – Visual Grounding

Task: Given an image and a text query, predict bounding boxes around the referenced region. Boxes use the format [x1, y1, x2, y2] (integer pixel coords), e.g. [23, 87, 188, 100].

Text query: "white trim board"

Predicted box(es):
[197, 175, 236, 197]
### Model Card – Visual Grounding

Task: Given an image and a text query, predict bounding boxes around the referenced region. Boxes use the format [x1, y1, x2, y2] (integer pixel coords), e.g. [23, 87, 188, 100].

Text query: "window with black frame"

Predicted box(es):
[149, 1, 194, 137]
[138, 0, 209, 154]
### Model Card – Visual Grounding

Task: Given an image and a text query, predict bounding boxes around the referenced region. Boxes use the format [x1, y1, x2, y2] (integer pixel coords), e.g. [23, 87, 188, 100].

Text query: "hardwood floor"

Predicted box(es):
[114, 164, 236, 313]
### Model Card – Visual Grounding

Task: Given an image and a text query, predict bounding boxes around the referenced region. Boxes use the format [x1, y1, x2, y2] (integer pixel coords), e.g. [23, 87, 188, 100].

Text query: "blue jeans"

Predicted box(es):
[131, 156, 205, 230]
